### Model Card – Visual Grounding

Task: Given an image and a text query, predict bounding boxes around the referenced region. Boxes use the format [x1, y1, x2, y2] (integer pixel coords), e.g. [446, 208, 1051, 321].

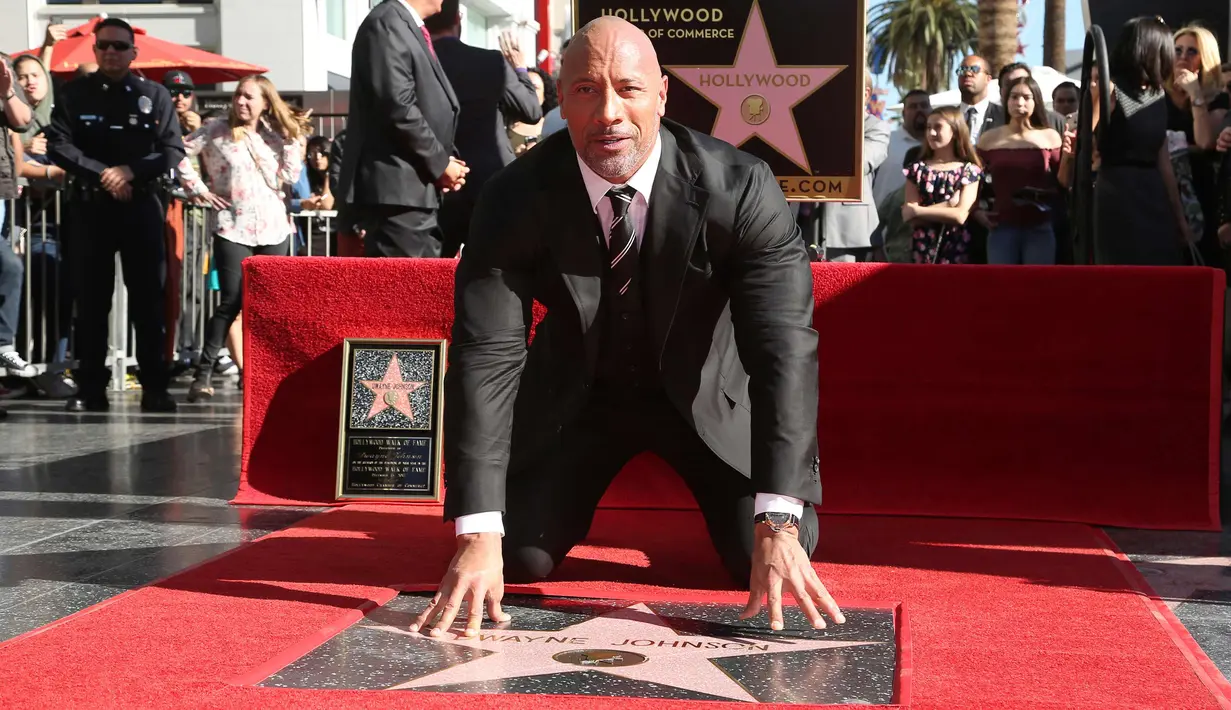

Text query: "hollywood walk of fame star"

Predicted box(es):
[664, 0, 844, 173]
[369, 602, 879, 701]
[359, 354, 426, 422]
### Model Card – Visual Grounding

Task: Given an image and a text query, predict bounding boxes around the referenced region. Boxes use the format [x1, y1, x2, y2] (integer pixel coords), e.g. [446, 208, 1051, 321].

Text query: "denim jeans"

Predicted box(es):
[988, 223, 1056, 265]
[0, 232, 22, 347]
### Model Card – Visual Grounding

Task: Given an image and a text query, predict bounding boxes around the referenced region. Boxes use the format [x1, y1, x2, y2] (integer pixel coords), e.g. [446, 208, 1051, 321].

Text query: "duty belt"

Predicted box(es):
[72, 182, 158, 201]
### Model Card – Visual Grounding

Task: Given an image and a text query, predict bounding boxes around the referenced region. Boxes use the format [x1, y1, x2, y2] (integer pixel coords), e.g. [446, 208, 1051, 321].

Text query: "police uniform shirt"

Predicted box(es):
[45, 71, 185, 187]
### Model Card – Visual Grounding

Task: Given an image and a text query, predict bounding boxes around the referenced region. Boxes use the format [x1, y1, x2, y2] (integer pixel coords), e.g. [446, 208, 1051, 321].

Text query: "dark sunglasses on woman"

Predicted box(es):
[170, 90, 193, 99]
[94, 40, 132, 52]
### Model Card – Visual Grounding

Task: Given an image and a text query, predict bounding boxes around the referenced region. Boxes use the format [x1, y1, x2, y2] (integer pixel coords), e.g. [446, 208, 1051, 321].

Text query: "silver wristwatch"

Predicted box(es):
[754, 511, 800, 533]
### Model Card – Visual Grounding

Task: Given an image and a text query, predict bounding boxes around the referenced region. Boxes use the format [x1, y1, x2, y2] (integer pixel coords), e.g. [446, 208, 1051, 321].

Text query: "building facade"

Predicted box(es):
[0, 0, 543, 91]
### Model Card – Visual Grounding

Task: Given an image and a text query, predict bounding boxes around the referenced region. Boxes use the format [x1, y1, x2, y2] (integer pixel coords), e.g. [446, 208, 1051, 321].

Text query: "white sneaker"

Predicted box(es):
[214, 355, 238, 376]
[0, 351, 37, 378]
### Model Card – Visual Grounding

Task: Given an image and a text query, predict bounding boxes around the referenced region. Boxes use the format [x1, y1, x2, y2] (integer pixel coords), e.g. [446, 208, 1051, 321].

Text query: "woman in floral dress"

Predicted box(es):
[177, 75, 310, 401]
[902, 106, 983, 264]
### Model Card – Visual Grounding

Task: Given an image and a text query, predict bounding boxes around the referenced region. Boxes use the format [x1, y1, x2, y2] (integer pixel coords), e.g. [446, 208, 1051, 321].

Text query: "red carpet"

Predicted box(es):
[238, 258, 1223, 530]
[0, 505, 1227, 709]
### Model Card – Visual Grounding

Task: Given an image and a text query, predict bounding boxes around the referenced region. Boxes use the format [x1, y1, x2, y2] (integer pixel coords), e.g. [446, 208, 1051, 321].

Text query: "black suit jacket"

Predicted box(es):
[433, 36, 542, 188]
[980, 102, 1005, 138]
[443, 119, 822, 520]
[336, 0, 459, 209]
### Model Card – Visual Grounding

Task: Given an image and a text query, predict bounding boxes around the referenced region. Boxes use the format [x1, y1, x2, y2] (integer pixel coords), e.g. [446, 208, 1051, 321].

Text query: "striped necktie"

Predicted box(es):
[606, 186, 639, 298]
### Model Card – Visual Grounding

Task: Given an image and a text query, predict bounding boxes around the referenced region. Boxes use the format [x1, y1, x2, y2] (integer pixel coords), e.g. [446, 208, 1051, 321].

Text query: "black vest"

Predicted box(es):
[594, 252, 660, 391]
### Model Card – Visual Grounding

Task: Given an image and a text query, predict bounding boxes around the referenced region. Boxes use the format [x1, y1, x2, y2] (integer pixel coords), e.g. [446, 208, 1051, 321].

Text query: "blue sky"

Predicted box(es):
[870, 0, 1089, 105]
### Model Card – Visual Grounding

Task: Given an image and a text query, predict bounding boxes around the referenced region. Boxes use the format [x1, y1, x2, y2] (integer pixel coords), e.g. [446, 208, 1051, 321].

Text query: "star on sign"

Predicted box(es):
[665, 0, 843, 173]
[372, 602, 878, 701]
[360, 354, 426, 421]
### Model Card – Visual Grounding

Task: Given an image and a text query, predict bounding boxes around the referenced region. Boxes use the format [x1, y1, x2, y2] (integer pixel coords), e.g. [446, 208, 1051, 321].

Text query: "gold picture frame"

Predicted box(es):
[335, 338, 447, 502]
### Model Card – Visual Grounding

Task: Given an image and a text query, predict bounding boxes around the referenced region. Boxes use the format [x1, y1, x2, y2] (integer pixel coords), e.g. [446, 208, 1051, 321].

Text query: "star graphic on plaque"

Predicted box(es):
[259, 594, 900, 704]
[359, 353, 426, 422]
[664, 0, 844, 173]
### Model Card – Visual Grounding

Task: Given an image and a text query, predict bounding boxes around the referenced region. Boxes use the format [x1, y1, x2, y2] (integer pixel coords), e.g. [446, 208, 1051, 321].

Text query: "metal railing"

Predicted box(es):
[2, 189, 338, 392]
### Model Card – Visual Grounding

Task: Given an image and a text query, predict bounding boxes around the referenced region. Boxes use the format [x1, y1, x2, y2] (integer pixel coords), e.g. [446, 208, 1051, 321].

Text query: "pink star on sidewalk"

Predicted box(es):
[665, 0, 843, 172]
[360, 354, 425, 421]
[377, 602, 877, 701]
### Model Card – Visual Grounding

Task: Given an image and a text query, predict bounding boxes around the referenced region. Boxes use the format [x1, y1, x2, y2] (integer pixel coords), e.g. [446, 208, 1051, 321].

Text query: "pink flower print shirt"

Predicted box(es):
[177, 119, 303, 247]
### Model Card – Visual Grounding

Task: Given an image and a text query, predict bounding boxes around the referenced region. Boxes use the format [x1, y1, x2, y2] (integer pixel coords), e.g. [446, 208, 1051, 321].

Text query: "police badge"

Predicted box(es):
[137, 95, 153, 114]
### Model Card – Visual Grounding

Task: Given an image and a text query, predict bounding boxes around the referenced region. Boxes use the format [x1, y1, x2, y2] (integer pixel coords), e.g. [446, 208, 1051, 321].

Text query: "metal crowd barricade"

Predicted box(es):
[291, 210, 338, 257]
[3, 185, 340, 393]
[4, 189, 68, 381]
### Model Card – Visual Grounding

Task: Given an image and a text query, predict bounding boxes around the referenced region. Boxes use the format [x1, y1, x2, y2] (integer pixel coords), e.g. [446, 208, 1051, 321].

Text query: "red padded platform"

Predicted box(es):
[237, 258, 1223, 530]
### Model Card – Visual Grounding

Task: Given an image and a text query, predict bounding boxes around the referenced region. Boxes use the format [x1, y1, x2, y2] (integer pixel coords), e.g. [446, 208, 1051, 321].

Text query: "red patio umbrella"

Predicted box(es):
[14, 16, 268, 84]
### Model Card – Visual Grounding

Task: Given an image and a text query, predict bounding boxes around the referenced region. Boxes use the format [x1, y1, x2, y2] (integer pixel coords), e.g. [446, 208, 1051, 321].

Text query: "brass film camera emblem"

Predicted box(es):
[741, 95, 770, 125]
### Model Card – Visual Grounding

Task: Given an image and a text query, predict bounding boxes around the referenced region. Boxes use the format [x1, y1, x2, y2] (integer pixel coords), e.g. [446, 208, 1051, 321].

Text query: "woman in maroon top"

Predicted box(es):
[977, 76, 1063, 264]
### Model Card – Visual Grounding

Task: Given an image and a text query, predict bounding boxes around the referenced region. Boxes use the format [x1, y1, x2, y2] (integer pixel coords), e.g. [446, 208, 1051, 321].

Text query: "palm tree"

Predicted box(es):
[1042, 0, 1066, 71]
[977, 0, 1020, 75]
[868, 0, 979, 94]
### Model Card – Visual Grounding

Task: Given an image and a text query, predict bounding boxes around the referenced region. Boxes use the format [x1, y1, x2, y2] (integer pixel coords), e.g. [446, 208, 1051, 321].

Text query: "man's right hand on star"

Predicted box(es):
[740, 523, 844, 631]
[409, 532, 509, 638]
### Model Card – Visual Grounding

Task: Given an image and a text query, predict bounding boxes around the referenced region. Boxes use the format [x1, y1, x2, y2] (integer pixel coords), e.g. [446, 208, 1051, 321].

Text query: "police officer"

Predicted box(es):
[46, 17, 184, 412]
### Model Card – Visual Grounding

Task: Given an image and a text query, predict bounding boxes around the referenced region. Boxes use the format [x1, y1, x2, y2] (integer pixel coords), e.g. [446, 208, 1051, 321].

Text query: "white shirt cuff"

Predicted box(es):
[454, 511, 505, 537]
[754, 493, 805, 520]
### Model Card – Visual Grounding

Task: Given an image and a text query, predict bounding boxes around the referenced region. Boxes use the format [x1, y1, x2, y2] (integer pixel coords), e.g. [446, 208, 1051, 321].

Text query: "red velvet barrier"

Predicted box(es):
[237, 258, 1224, 530]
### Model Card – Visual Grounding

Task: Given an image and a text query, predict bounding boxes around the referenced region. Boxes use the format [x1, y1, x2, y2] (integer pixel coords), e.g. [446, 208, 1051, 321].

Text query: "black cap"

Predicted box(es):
[162, 70, 194, 90]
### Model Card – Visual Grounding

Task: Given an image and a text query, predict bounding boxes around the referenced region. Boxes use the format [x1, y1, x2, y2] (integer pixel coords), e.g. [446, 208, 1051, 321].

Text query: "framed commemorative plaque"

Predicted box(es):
[336, 339, 446, 502]
[573, 0, 866, 201]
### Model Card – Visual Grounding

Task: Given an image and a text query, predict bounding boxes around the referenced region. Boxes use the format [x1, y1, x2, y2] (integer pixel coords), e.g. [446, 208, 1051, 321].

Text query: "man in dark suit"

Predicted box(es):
[956, 54, 1003, 263]
[957, 55, 1004, 143]
[336, 0, 468, 258]
[410, 16, 843, 639]
[425, 0, 543, 257]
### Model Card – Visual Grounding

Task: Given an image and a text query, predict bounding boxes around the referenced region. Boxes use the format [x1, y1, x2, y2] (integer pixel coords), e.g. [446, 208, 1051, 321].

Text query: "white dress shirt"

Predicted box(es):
[871, 129, 921, 209]
[396, 0, 425, 26]
[455, 132, 805, 536]
[959, 97, 990, 143]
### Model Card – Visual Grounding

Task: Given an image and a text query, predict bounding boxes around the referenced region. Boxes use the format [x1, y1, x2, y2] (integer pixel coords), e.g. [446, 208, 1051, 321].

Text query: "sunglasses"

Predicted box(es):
[95, 40, 132, 52]
[170, 89, 193, 98]
[1175, 46, 1200, 59]
[955, 66, 984, 77]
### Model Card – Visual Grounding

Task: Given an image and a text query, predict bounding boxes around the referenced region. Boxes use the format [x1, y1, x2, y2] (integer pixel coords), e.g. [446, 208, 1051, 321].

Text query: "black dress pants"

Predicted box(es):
[75, 192, 168, 396]
[196, 236, 289, 373]
[361, 204, 444, 258]
[503, 386, 819, 588]
[438, 190, 474, 259]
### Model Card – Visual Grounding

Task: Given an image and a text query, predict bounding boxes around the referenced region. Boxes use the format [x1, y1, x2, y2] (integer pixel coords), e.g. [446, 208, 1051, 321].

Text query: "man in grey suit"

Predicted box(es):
[410, 16, 843, 639]
[337, 0, 468, 258]
[426, 0, 542, 257]
[822, 72, 891, 262]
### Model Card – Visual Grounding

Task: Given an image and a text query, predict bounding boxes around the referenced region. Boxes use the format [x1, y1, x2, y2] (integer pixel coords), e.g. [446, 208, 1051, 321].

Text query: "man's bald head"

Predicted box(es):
[563, 16, 660, 77]
[559, 17, 668, 182]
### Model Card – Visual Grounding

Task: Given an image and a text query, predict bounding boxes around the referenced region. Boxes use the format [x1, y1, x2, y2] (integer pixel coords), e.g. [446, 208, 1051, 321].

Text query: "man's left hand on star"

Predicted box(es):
[741, 524, 844, 630]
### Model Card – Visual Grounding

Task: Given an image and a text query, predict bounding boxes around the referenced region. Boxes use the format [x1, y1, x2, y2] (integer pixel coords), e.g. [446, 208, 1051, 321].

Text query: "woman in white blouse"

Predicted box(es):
[177, 74, 310, 402]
